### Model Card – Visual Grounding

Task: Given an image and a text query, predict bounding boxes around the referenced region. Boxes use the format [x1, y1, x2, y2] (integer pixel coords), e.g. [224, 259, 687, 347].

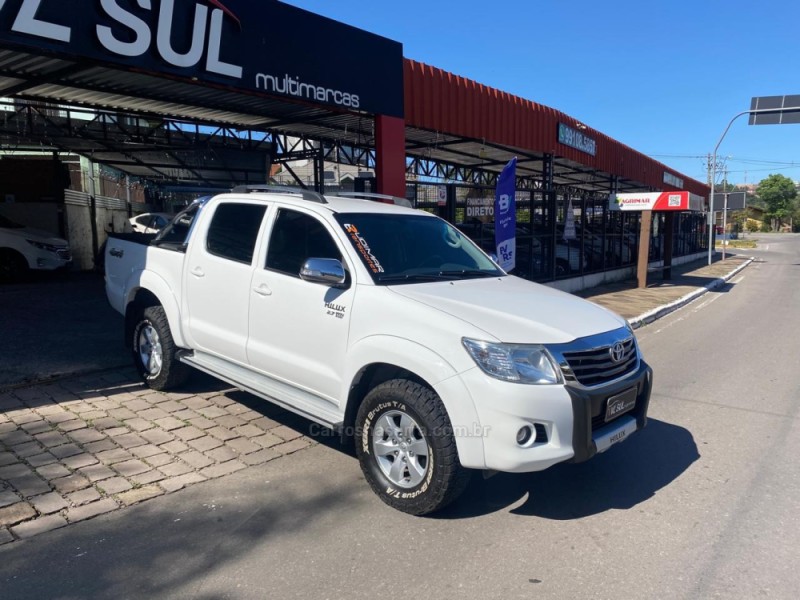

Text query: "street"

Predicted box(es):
[1, 235, 799, 599]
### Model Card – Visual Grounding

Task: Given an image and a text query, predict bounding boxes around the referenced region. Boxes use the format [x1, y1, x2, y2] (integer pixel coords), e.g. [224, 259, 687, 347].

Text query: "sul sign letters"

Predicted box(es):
[1, 0, 242, 78]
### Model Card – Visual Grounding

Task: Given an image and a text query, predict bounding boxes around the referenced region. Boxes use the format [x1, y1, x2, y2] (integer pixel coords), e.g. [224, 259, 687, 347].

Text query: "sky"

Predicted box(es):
[283, 0, 800, 188]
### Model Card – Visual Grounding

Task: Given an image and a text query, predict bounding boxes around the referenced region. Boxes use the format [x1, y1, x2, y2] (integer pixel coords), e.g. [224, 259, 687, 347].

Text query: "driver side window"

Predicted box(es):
[266, 209, 342, 277]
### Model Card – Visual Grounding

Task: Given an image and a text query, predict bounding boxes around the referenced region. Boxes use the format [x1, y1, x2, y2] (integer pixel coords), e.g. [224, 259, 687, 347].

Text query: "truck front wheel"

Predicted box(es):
[132, 305, 190, 391]
[355, 379, 470, 515]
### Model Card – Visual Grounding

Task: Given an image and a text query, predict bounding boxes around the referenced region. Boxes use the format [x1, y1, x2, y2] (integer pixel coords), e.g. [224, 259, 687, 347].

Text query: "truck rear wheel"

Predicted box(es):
[355, 379, 470, 515]
[132, 305, 190, 391]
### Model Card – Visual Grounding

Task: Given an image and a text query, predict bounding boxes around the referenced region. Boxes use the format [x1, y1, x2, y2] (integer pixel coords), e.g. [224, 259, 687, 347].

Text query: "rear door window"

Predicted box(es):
[206, 203, 267, 264]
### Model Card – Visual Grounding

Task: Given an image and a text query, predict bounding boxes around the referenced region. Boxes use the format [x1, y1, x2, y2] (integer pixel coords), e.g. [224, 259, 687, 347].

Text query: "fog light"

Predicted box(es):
[516, 425, 534, 446]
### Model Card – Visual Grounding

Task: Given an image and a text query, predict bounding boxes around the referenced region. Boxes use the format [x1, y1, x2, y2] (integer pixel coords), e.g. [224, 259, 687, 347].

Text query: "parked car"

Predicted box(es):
[125, 212, 172, 234]
[105, 189, 652, 515]
[0, 214, 71, 280]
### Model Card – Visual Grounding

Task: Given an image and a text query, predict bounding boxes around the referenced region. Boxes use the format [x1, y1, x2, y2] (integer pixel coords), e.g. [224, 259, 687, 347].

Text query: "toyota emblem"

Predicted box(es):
[609, 342, 626, 363]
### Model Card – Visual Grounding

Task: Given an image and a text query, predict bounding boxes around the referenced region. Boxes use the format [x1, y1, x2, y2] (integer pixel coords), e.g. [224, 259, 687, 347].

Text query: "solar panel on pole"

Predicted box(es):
[749, 96, 800, 125]
[712, 192, 747, 211]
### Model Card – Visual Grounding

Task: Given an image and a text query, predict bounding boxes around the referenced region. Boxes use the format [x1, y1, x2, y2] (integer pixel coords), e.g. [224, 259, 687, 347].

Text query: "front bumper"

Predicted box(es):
[450, 359, 652, 473]
[27, 248, 72, 271]
[567, 359, 652, 463]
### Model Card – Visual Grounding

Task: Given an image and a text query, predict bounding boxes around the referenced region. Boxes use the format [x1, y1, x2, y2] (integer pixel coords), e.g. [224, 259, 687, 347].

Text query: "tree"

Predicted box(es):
[756, 174, 798, 231]
[713, 179, 740, 193]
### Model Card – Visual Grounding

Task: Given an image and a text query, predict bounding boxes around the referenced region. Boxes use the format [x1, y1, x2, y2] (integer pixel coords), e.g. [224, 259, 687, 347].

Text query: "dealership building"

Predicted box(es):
[0, 0, 710, 288]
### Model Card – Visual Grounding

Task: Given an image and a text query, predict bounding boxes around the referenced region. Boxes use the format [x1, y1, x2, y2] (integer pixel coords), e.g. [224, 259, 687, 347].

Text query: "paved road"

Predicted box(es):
[1, 235, 799, 599]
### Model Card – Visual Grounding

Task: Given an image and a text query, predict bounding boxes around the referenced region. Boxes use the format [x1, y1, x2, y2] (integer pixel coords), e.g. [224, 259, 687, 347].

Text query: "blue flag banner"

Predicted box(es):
[495, 157, 517, 271]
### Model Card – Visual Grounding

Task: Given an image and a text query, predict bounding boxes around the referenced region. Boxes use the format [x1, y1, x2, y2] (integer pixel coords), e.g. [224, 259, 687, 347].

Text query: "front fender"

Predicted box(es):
[124, 269, 186, 348]
[344, 335, 486, 469]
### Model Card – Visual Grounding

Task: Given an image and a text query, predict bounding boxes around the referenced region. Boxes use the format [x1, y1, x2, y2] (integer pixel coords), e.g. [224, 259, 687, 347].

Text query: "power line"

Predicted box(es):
[649, 153, 800, 166]
[724, 166, 800, 174]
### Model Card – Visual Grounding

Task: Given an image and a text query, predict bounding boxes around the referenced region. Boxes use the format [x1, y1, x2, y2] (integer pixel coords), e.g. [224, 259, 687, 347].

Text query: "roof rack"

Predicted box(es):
[334, 192, 413, 208]
[230, 185, 327, 204]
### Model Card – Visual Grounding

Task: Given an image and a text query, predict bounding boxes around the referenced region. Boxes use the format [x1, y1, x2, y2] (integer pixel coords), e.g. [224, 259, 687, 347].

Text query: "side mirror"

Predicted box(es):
[300, 258, 347, 287]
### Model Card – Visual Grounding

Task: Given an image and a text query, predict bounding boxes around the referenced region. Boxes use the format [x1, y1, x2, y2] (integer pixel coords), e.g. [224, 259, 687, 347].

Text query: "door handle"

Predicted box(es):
[253, 283, 272, 297]
[190, 267, 205, 278]
[109, 247, 124, 258]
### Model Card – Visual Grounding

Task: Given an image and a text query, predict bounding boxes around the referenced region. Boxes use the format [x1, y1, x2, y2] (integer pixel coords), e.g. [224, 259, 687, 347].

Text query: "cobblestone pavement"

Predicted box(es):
[0, 369, 314, 544]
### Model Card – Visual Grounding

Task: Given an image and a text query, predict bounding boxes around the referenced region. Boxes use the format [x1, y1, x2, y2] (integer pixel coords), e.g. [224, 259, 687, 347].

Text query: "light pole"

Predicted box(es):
[707, 111, 750, 264]
[707, 105, 800, 265]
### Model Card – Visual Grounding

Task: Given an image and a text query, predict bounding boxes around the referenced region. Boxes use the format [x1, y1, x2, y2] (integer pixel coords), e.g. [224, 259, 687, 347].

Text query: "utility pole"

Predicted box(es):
[722, 167, 729, 259]
[742, 170, 748, 238]
[707, 152, 715, 262]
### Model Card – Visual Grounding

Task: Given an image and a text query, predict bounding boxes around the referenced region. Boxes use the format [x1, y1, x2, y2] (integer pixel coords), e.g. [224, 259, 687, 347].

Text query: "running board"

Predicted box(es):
[180, 351, 343, 430]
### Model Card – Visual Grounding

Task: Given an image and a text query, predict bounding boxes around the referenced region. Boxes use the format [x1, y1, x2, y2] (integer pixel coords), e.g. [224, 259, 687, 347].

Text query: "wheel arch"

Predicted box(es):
[340, 337, 485, 468]
[342, 362, 428, 441]
[124, 274, 185, 348]
[0, 246, 31, 270]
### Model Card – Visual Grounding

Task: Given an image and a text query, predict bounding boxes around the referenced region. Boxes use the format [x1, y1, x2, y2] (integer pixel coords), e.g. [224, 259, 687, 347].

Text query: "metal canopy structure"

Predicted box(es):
[403, 59, 708, 198]
[0, 47, 709, 197]
[0, 48, 378, 186]
[0, 0, 404, 190]
[406, 128, 629, 193]
[0, 0, 707, 199]
[0, 51, 377, 145]
[0, 99, 273, 188]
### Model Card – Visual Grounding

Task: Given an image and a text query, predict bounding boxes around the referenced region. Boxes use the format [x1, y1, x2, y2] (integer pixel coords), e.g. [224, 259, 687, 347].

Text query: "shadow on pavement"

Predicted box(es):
[435, 418, 699, 520]
[211, 393, 699, 523]
[0, 449, 364, 600]
[0, 272, 126, 390]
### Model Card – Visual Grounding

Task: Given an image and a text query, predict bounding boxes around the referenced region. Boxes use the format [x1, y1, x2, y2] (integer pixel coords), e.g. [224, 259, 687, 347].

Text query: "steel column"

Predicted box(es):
[375, 115, 406, 197]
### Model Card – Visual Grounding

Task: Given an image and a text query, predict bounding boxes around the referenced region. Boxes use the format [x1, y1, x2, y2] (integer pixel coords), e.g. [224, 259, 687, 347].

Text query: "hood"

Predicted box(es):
[1, 226, 68, 246]
[388, 275, 626, 344]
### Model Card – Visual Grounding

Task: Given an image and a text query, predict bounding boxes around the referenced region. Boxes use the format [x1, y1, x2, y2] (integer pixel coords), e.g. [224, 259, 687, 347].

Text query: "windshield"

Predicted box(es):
[0, 215, 23, 229]
[335, 213, 504, 284]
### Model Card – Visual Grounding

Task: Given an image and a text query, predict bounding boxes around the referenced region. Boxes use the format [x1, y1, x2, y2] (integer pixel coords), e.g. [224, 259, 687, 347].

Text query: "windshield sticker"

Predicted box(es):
[343, 223, 385, 274]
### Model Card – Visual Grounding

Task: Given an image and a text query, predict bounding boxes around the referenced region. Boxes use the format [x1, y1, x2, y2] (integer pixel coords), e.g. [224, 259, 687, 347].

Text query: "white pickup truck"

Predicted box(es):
[105, 188, 652, 515]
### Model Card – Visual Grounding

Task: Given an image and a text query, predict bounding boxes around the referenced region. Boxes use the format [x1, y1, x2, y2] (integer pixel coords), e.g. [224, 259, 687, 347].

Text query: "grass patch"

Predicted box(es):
[716, 239, 757, 249]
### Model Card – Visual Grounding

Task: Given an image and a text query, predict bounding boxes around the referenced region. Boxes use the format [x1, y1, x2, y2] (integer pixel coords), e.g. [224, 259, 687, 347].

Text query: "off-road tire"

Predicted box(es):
[355, 379, 471, 515]
[131, 305, 191, 391]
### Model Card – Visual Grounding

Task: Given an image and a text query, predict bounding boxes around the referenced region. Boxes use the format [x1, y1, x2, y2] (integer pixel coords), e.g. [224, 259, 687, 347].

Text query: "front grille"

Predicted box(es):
[56, 248, 71, 260]
[591, 414, 607, 430]
[591, 410, 627, 431]
[561, 337, 637, 387]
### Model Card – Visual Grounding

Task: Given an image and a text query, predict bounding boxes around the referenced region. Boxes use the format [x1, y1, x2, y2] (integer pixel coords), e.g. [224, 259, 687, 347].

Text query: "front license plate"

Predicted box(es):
[605, 387, 637, 422]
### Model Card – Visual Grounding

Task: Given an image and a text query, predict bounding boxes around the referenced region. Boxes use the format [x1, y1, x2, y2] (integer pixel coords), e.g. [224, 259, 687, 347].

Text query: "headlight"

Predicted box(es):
[462, 338, 562, 385]
[26, 239, 61, 253]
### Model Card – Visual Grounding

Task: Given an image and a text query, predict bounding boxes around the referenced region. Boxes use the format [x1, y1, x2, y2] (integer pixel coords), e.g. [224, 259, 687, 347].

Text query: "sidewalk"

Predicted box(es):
[578, 253, 753, 329]
[0, 252, 754, 545]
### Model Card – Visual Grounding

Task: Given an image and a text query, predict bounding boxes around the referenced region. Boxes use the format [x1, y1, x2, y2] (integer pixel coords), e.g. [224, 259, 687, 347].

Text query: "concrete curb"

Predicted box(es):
[628, 257, 754, 330]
